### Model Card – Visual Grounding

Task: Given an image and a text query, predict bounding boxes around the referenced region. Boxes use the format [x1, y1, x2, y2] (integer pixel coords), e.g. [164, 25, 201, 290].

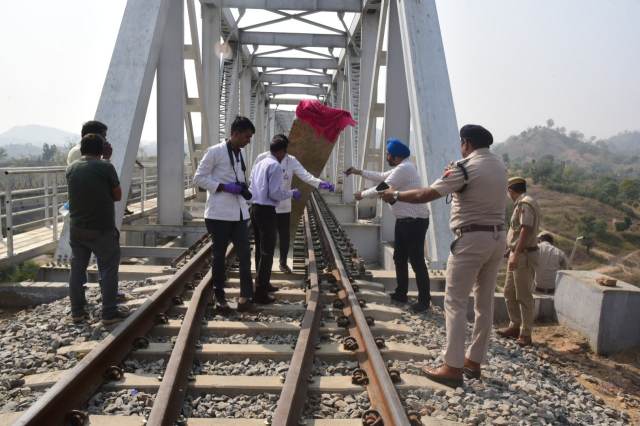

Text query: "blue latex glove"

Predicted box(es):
[292, 189, 302, 201]
[221, 183, 243, 194]
[319, 181, 335, 192]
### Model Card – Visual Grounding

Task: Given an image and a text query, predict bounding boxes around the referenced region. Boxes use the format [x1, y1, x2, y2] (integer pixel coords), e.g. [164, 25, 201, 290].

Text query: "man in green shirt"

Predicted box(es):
[66, 133, 127, 325]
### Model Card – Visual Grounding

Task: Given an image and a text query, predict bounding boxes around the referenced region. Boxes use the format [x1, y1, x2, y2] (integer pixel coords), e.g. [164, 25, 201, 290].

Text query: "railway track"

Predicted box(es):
[10, 192, 446, 426]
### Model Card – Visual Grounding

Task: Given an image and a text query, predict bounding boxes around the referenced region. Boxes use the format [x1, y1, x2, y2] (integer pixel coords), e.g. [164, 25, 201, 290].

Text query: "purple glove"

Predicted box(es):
[319, 181, 335, 192]
[291, 189, 302, 201]
[221, 183, 243, 194]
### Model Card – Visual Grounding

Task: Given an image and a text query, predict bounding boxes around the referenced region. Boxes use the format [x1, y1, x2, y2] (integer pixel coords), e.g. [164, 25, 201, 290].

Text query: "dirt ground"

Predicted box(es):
[533, 324, 640, 424]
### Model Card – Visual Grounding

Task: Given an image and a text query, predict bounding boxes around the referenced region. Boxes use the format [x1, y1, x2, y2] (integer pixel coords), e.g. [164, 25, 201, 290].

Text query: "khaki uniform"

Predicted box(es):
[504, 193, 541, 336]
[431, 148, 507, 368]
[534, 241, 568, 291]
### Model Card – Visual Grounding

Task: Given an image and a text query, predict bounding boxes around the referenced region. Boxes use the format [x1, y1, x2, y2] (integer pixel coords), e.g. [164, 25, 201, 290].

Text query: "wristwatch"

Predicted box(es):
[393, 190, 400, 202]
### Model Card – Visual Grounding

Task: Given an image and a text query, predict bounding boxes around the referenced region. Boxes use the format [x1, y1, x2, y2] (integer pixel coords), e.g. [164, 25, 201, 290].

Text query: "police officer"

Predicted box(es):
[381, 124, 506, 388]
[497, 177, 541, 346]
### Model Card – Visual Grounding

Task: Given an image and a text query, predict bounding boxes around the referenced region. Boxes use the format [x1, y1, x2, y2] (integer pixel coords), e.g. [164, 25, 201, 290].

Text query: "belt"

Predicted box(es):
[535, 287, 554, 295]
[523, 246, 539, 252]
[396, 217, 429, 223]
[454, 224, 504, 236]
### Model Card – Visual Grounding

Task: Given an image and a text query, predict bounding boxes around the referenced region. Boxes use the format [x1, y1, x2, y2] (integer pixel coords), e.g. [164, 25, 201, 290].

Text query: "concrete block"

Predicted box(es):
[0, 282, 68, 308]
[341, 222, 380, 263]
[555, 270, 640, 355]
[327, 202, 356, 223]
[377, 245, 447, 291]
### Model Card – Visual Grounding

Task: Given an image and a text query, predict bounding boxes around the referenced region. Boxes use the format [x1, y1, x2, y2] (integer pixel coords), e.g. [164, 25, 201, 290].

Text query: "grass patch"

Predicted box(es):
[0, 261, 40, 283]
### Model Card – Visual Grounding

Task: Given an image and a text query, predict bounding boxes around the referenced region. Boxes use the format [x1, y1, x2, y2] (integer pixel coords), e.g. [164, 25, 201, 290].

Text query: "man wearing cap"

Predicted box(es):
[346, 139, 431, 313]
[381, 125, 506, 388]
[534, 232, 568, 294]
[497, 177, 541, 347]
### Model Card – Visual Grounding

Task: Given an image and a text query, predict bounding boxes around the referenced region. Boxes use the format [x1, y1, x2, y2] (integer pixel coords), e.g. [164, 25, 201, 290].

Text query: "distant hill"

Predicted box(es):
[0, 125, 78, 147]
[604, 131, 640, 156]
[493, 126, 640, 176]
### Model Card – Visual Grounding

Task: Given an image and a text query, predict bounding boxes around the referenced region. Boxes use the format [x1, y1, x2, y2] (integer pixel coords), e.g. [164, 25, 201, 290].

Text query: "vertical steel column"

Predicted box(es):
[342, 53, 355, 204]
[397, 0, 460, 268]
[52, 173, 59, 241]
[239, 68, 252, 117]
[379, 0, 411, 243]
[141, 167, 147, 214]
[225, 48, 241, 134]
[202, 4, 221, 147]
[4, 176, 13, 257]
[157, 0, 185, 226]
[44, 173, 50, 227]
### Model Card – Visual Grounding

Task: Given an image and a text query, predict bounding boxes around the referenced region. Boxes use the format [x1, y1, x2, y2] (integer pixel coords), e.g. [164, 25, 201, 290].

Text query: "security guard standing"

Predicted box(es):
[381, 124, 507, 388]
[497, 177, 541, 347]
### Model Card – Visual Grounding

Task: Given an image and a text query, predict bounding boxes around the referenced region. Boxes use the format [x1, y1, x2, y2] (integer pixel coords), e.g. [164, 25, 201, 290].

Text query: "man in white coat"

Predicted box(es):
[254, 141, 335, 273]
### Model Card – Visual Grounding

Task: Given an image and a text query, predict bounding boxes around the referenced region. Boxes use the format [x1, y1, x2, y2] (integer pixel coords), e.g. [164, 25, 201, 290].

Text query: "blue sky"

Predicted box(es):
[0, 0, 638, 143]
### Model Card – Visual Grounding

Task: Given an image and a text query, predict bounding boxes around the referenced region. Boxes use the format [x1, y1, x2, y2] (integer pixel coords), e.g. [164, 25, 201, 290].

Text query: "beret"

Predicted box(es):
[508, 176, 527, 187]
[386, 138, 410, 158]
[460, 124, 493, 146]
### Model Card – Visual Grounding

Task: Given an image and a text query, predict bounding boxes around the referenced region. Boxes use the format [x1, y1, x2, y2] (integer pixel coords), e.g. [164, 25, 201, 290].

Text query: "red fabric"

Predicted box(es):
[295, 100, 357, 143]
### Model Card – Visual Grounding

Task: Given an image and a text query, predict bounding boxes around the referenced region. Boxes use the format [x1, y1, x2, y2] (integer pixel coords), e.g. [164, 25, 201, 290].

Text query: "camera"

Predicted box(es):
[239, 182, 252, 201]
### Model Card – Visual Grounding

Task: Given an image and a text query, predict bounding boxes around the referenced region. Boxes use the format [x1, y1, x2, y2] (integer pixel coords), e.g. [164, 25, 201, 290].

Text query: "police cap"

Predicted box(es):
[460, 124, 493, 148]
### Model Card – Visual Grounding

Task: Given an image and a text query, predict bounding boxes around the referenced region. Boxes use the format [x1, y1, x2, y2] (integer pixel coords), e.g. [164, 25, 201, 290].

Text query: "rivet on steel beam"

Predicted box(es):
[388, 369, 402, 384]
[365, 316, 375, 326]
[337, 315, 350, 328]
[374, 337, 386, 349]
[358, 299, 367, 308]
[343, 336, 358, 351]
[351, 368, 369, 386]
[361, 408, 383, 426]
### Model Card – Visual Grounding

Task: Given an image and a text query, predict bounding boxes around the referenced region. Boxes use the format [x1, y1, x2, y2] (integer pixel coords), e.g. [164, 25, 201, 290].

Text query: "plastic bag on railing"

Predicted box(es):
[59, 201, 70, 217]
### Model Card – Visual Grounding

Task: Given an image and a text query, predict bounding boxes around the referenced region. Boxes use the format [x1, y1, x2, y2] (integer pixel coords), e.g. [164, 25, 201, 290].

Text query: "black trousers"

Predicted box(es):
[251, 204, 277, 295]
[205, 219, 253, 299]
[393, 217, 431, 305]
[255, 212, 291, 268]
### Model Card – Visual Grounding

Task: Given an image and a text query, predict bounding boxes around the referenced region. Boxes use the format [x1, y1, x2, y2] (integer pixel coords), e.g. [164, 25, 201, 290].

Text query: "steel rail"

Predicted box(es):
[310, 193, 410, 426]
[14, 239, 213, 426]
[272, 209, 323, 426]
[146, 243, 235, 425]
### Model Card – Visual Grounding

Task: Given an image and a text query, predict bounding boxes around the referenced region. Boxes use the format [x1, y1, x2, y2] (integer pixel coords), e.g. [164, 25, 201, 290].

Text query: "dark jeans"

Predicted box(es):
[394, 218, 431, 305]
[69, 226, 120, 318]
[254, 212, 291, 268]
[205, 219, 253, 299]
[251, 204, 277, 295]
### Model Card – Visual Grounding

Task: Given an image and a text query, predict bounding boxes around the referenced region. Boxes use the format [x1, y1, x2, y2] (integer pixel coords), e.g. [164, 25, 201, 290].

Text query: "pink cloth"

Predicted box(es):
[295, 100, 357, 143]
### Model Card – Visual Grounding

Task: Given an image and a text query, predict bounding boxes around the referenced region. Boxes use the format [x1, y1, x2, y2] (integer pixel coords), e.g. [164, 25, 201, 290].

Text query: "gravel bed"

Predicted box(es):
[395, 306, 630, 425]
[123, 359, 166, 376]
[303, 392, 370, 419]
[183, 393, 279, 418]
[206, 312, 303, 323]
[201, 333, 297, 345]
[86, 389, 155, 416]
[312, 360, 358, 376]
[0, 280, 148, 413]
[195, 359, 289, 376]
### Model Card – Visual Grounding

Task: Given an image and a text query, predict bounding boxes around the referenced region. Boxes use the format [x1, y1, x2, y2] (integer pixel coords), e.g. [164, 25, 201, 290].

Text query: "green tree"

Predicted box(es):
[502, 153, 510, 165]
[546, 118, 555, 128]
[620, 179, 640, 203]
[41, 143, 58, 162]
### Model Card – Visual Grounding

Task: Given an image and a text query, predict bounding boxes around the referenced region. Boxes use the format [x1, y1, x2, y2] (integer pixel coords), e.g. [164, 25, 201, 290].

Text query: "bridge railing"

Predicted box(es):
[1, 164, 193, 258]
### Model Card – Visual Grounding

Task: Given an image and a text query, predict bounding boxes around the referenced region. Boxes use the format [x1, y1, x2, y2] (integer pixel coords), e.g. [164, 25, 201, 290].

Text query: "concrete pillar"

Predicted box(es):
[202, 4, 221, 147]
[157, 0, 184, 226]
[396, 0, 460, 268]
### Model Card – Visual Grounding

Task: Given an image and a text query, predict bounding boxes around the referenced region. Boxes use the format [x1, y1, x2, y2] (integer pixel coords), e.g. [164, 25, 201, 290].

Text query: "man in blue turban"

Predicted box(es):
[345, 139, 431, 313]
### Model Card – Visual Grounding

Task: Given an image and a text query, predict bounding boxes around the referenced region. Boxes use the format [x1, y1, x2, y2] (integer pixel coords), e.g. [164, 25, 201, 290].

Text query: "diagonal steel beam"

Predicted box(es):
[239, 31, 346, 48]
[204, 0, 362, 12]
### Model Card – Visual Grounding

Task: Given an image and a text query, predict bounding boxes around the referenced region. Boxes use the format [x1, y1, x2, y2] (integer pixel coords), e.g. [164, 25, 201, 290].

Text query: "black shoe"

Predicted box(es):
[254, 293, 276, 305]
[279, 264, 293, 273]
[72, 310, 89, 324]
[410, 302, 430, 313]
[214, 294, 231, 312]
[265, 284, 280, 293]
[124, 208, 134, 216]
[237, 300, 256, 313]
[102, 306, 130, 325]
[389, 292, 408, 304]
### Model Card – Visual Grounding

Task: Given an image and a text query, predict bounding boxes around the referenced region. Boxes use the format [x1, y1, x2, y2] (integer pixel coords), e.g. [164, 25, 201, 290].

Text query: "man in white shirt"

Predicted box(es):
[249, 135, 300, 304]
[346, 138, 431, 313]
[193, 116, 255, 312]
[254, 144, 334, 273]
[534, 232, 568, 294]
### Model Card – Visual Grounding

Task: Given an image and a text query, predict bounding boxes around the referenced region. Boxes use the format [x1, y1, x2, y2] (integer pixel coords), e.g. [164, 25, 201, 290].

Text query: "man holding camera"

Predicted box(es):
[249, 135, 301, 304]
[193, 116, 255, 312]
[66, 133, 127, 325]
[346, 138, 431, 313]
